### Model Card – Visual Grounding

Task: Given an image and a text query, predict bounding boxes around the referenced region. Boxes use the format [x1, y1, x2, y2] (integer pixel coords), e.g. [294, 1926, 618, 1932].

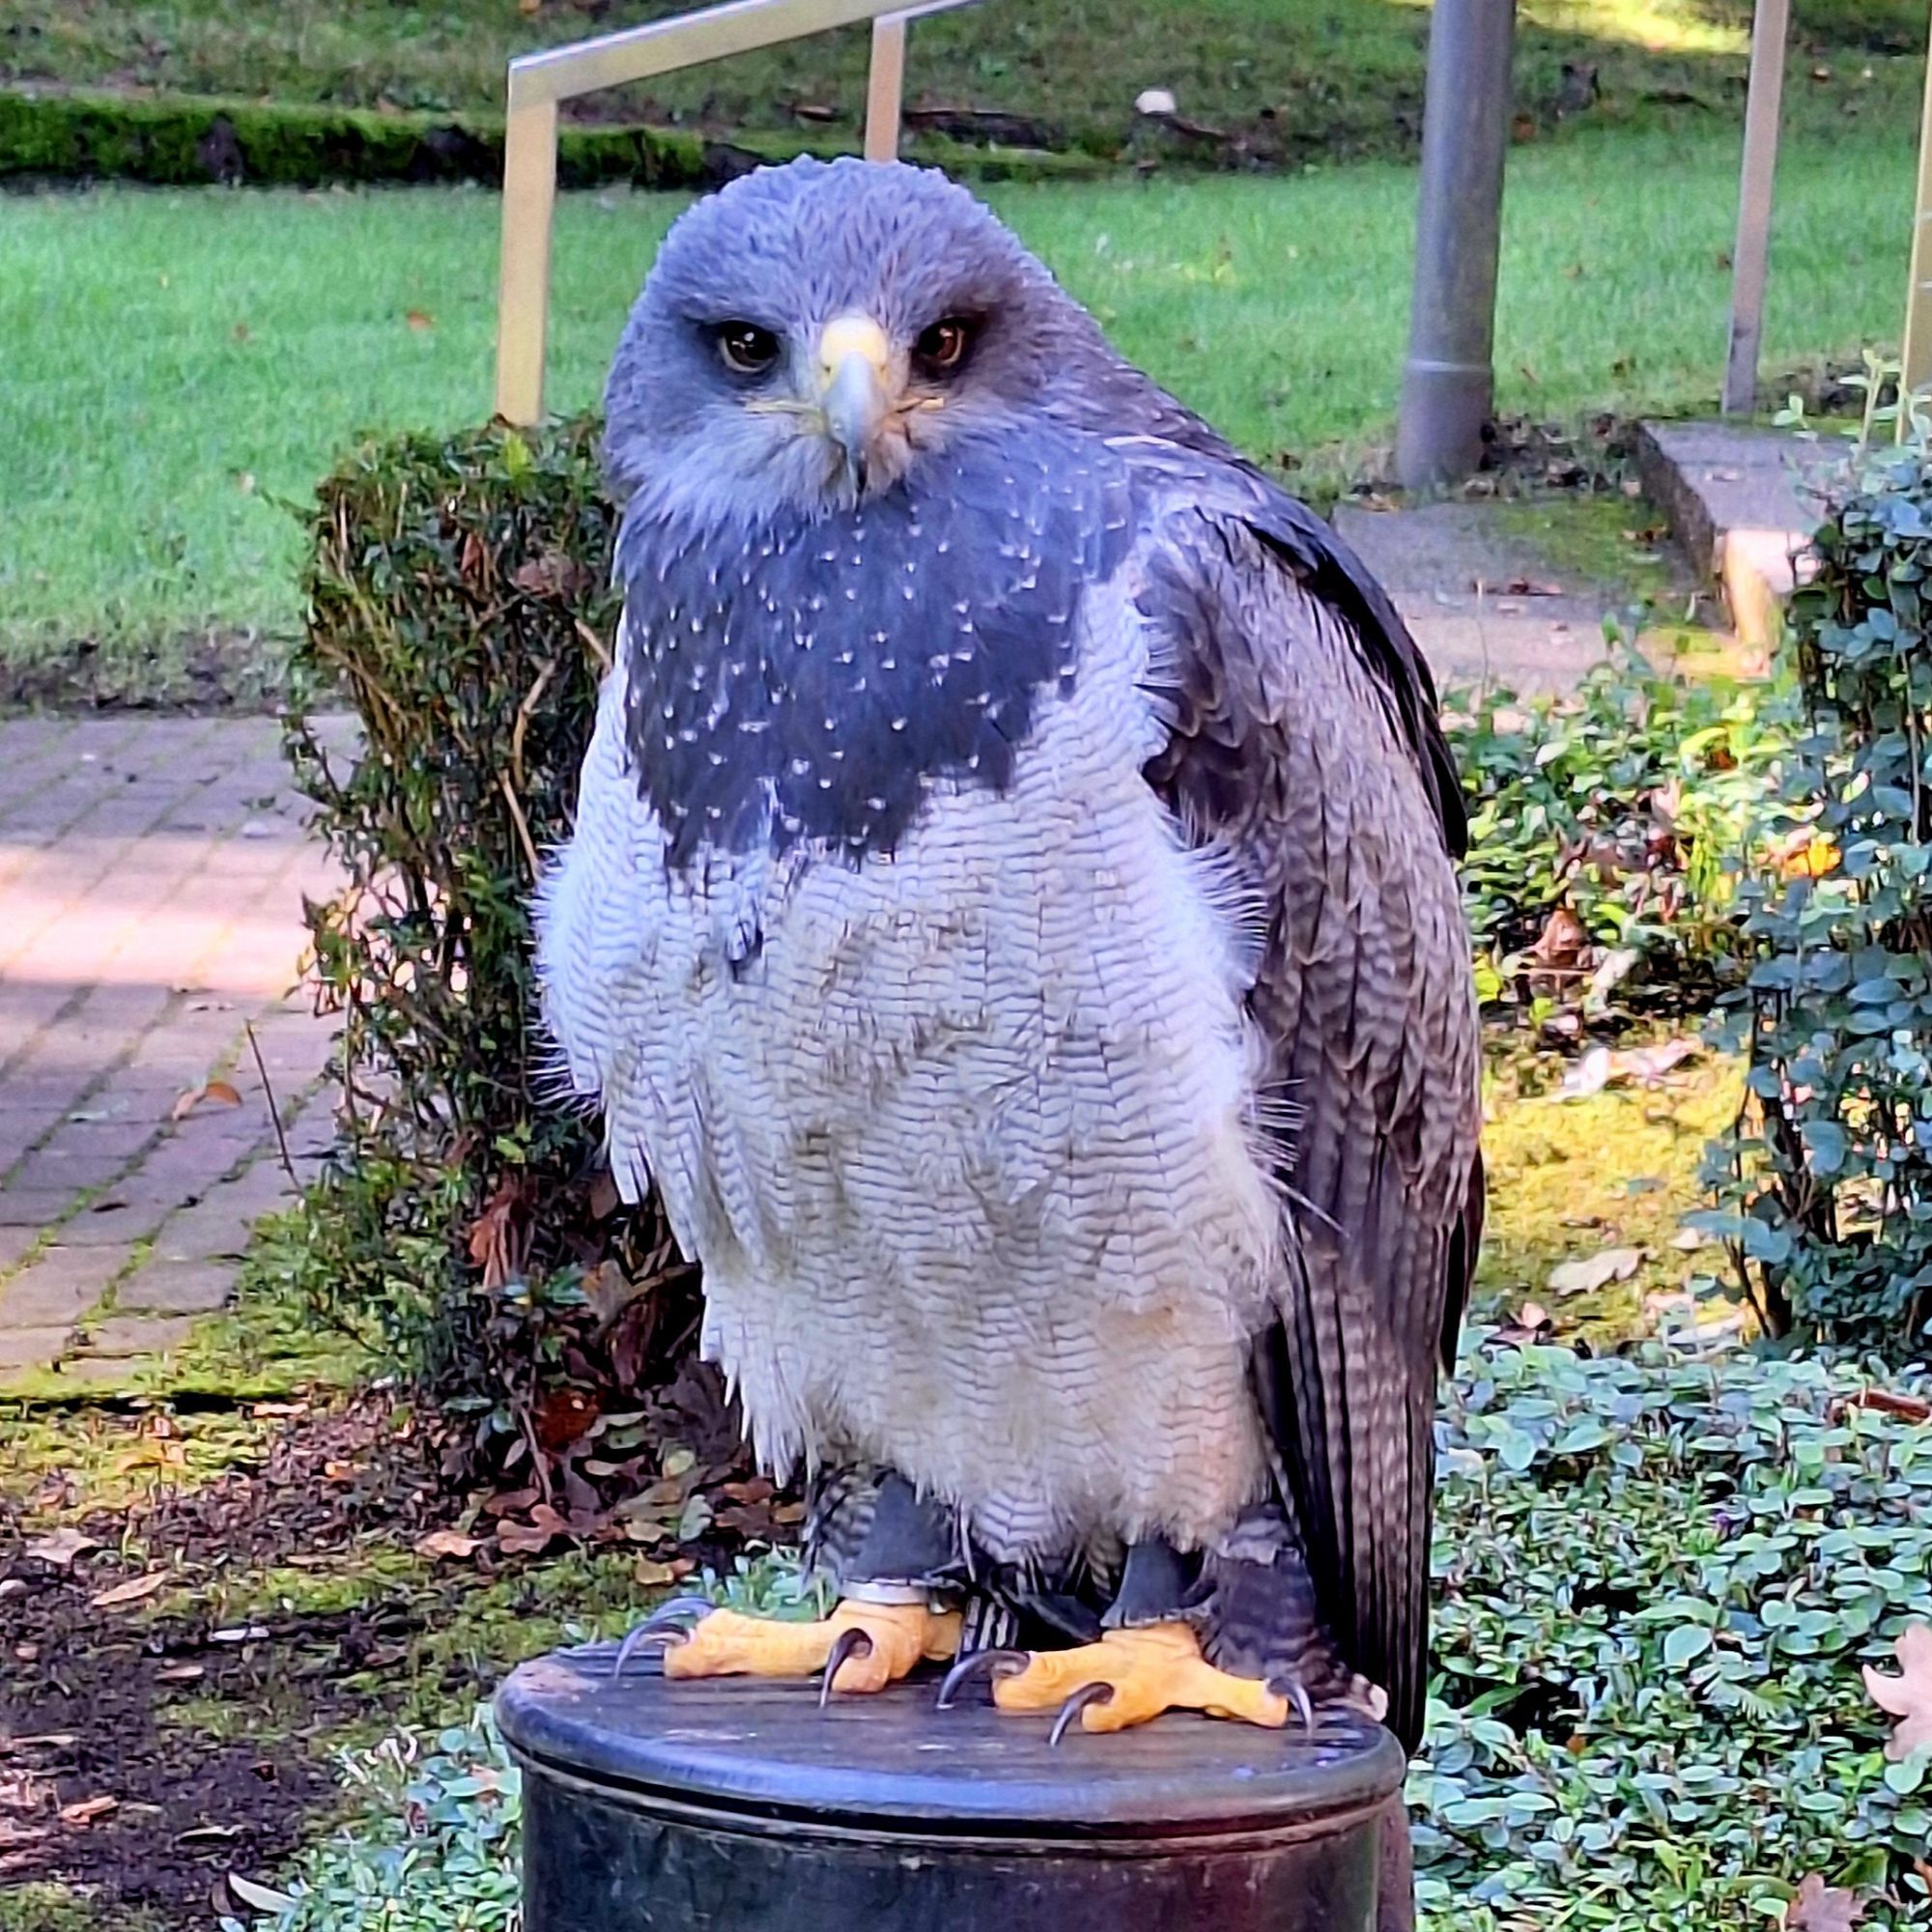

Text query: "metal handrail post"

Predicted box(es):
[1721, 0, 1790, 415]
[866, 14, 910, 160]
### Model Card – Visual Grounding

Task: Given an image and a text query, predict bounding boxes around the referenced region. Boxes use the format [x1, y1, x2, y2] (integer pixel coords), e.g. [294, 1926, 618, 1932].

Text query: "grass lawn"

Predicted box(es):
[7, 0, 1926, 163]
[3, 110, 1912, 684]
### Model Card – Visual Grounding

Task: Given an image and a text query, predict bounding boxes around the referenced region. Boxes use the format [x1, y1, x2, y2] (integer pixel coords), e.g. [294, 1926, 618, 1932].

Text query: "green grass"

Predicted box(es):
[0, 108, 1912, 684]
[9, 0, 1924, 163]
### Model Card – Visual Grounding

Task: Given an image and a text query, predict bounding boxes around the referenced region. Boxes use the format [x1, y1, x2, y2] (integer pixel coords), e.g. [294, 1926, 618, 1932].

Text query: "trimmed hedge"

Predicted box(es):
[0, 86, 1099, 191]
[273, 415, 722, 1496]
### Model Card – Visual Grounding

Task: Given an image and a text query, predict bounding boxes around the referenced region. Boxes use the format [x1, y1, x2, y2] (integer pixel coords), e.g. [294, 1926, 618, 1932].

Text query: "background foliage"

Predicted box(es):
[1700, 438, 1932, 1351]
[279, 414, 722, 1504]
[1447, 647, 1783, 1024]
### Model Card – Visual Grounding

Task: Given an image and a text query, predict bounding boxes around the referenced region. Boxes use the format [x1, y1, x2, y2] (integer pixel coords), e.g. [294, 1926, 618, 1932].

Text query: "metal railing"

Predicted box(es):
[496, 0, 980, 425]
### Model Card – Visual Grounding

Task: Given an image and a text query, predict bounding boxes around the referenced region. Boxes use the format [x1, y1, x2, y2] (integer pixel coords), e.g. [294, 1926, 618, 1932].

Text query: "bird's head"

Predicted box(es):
[604, 157, 1094, 522]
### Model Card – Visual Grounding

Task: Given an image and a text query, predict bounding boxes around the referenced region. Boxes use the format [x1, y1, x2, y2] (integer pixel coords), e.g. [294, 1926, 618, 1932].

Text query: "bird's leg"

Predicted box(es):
[620, 1472, 962, 1698]
[967, 1539, 1292, 1736]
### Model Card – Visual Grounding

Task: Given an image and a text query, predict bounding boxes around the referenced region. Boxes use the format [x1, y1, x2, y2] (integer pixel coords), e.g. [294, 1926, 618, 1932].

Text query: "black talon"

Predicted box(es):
[1048, 1681, 1114, 1747]
[935, 1647, 1030, 1710]
[818, 1626, 874, 1708]
[611, 1598, 712, 1679]
[1267, 1675, 1317, 1732]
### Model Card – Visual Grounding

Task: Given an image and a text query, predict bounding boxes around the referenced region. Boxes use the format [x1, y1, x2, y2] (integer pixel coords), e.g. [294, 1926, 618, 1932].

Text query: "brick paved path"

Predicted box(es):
[0, 715, 352, 1389]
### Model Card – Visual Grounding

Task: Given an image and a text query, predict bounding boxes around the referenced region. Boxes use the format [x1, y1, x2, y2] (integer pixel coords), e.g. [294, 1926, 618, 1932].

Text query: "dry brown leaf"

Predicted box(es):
[25, 1527, 99, 1568]
[156, 1662, 205, 1685]
[1863, 1621, 1932, 1760]
[1548, 1246, 1645, 1297]
[497, 1503, 569, 1556]
[406, 308, 434, 330]
[1839, 1387, 1932, 1425]
[91, 1571, 170, 1608]
[60, 1796, 119, 1827]
[633, 1557, 679, 1588]
[1786, 1873, 1867, 1931]
[414, 1528, 483, 1562]
[171, 1078, 242, 1122]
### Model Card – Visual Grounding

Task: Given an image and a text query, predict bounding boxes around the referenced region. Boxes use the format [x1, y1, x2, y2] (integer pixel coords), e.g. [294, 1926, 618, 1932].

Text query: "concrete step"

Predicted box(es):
[1634, 420, 1844, 648]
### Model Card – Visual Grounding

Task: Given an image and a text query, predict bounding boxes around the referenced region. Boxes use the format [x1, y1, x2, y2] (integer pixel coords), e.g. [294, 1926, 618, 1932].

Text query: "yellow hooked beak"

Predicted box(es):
[814, 314, 895, 478]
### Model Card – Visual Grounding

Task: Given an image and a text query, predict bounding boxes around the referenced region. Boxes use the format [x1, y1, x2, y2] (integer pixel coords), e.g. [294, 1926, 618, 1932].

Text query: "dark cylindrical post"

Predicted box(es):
[499, 1644, 1407, 1932]
[1396, 0, 1519, 492]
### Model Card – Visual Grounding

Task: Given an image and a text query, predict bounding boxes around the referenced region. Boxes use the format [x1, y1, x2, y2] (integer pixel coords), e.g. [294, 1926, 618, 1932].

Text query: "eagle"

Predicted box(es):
[537, 158, 1482, 1766]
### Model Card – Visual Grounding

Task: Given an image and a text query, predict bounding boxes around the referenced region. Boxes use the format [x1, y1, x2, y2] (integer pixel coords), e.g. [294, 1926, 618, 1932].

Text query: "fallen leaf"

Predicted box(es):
[633, 1557, 679, 1588]
[1498, 577, 1565, 597]
[587, 1170, 621, 1220]
[1670, 1227, 1710, 1252]
[406, 308, 435, 330]
[176, 1824, 242, 1847]
[1864, 1622, 1932, 1760]
[1786, 1872, 1867, 1931]
[1840, 1387, 1932, 1425]
[61, 1796, 118, 1827]
[90, 1571, 169, 1608]
[583, 1260, 645, 1326]
[1554, 1045, 1614, 1100]
[156, 1662, 205, 1685]
[171, 1078, 242, 1122]
[534, 1387, 601, 1453]
[1548, 1246, 1645, 1297]
[25, 1527, 99, 1568]
[227, 1874, 298, 1914]
[497, 1503, 570, 1556]
[232, 321, 251, 343]
[414, 1527, 483, 1562]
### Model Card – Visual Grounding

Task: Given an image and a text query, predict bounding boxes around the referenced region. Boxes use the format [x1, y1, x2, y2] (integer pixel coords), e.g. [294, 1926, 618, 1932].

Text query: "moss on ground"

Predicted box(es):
[0, 1887, 160, 1932]
[1477, 1039, 1743, 1341]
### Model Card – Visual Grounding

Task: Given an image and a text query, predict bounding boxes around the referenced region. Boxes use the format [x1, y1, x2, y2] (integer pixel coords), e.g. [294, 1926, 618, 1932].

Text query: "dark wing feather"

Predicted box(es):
[1140, 490, 1482, 1752]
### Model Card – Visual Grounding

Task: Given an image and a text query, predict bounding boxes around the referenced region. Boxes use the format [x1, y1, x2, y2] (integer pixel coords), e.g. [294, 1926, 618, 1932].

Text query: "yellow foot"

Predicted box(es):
[658, 1600, 961, 1696]
[990, 1624, 1291, 1736]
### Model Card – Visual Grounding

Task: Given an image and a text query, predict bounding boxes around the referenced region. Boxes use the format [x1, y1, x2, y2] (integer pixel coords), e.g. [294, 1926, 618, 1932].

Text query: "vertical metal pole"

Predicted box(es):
[1721, 0, 1789, 415]
[1903, 11, 1932, 398]
[864, 13, 908, 161]
[497, 88, 559, 426]
[1395, 0, 1518, 492]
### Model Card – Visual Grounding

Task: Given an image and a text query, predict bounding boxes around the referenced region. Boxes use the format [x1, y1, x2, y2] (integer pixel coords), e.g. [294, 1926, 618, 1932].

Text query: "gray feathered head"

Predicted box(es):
[603, 157, 1115, 520]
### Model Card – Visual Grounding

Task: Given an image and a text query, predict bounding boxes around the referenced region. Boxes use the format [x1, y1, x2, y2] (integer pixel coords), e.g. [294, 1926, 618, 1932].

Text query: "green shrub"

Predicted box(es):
[1446, 647, 1783, 1023]
[1699, 440, 1932, 1349]
[1419, 1341, 1931, 1928]
[0, 86, 1097, 191]
[283, 414, 711, 1491]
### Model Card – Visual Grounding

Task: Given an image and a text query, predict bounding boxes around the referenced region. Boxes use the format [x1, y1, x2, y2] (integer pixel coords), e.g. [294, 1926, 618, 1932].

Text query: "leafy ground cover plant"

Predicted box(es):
[1698, 417, 1932, 1352]
[1447, 646, 1784, 1025]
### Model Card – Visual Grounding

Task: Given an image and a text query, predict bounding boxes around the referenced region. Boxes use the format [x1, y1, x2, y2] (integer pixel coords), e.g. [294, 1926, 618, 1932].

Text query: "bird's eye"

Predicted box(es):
[716, 321, 781, 375]
[914, 316, 977, 377]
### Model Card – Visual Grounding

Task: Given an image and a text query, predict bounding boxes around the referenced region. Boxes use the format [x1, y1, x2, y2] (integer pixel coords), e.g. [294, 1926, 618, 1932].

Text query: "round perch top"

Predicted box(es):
[497, 1642, 1405, 1842]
